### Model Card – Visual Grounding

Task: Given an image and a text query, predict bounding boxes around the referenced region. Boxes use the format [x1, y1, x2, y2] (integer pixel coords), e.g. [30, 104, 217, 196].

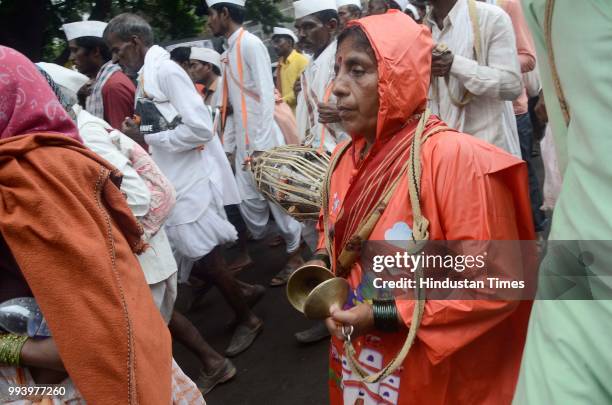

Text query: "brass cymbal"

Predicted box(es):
[286, 264, 349, 320]
[303, 277, 350, 320]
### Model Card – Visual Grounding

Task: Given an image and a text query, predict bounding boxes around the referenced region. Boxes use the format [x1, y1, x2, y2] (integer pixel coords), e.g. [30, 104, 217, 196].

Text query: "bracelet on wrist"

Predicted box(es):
[0, 333, 28, 366]
[372, 300, 399, 332]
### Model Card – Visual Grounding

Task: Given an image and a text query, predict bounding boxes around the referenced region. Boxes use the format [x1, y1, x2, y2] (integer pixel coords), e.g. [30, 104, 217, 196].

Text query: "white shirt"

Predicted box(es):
[427, 0, 522, 157]
[139, 46, 240, 225]
[74, 105, 177, 285]
[219, 28, 285, 200]
[296, 40, 345, 153]
[75, 105, 150, 216]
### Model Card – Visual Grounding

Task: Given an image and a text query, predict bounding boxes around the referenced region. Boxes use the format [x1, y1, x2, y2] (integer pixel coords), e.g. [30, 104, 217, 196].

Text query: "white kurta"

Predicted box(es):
[139, 46, 240, 275]
[75, 105, 178, 319]
[296, 40, 346, 153]
[426, 0, 522, 157]
[219, 28, 301, 253]
[219, 28, 285, 200]
[76, 106, 150, 216]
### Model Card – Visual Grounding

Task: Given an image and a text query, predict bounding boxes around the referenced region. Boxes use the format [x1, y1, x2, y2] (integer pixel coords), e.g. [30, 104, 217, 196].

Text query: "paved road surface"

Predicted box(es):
[173, 237, 329, 405]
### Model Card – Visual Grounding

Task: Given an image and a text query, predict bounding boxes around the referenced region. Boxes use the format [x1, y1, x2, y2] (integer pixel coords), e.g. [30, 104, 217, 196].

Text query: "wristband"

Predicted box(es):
[372, 300, 399, 332]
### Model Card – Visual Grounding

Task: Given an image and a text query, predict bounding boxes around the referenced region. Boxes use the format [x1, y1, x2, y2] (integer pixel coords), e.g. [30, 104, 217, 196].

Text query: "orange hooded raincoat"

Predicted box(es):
[322, 11, 535, 405]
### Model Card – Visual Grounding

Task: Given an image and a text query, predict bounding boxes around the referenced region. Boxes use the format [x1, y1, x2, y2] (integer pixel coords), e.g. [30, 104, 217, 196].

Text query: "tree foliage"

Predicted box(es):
[0, 0, 288, 61]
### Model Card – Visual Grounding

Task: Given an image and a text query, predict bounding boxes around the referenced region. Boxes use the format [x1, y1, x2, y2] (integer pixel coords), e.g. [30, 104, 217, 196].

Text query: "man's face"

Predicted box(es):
[368, 0, 388, 15]
[189, 60, 210, 83]
[295, 15, 334, 55]
[208, 8, 228, 37]
[272, 36, 294, 58]
[68, 40, 99, 77]
[338, 6, 360, 29]
[105, 32, 144, 75]
[333, 36, 379, 138]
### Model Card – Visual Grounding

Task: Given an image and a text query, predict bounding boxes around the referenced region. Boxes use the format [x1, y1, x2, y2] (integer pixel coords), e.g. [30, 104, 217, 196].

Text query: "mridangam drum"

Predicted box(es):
[251, 146, 330, 220]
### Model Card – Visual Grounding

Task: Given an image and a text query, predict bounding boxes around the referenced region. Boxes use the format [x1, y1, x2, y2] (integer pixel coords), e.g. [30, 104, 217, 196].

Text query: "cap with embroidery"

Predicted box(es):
[206, 0, 246, 7]
[336, 0, 362, 9]
[190, 47, 222, 71]
[272, 27, 298, 43]
[62, 21, 107, 41]
[294, 0, 337, 19]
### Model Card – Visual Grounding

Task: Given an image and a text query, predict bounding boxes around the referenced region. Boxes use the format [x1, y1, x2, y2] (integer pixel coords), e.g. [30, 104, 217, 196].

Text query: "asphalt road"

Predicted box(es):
[173, 236, 330, 405]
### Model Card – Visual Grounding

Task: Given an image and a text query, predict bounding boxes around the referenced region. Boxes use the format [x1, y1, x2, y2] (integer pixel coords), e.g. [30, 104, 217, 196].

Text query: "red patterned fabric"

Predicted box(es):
[0, 46, 80, 141]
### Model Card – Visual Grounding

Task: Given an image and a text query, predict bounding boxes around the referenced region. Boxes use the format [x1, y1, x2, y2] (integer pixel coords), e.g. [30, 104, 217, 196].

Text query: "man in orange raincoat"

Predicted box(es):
[309, 11, 535, 404]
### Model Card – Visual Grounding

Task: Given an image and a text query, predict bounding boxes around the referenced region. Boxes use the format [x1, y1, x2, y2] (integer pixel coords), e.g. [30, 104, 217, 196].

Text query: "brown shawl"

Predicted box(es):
[0, 134, 172, 404]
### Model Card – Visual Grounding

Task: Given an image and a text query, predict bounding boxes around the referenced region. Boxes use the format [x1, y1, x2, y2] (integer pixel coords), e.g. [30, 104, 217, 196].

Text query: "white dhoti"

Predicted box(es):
[166, 184, 238, 283]
[239, 197, 302, 254]
[300, 220, 319, 253]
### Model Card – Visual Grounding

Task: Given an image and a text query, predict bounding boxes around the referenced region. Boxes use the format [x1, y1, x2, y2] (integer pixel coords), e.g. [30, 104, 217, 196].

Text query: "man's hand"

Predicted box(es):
[317, 102, 341, 124]
[431, 47, 454, 77]
[294, 77, 302, 96]
[325, 303, 374, 340]
[77, 80, 94, 107]
[121, 116, 146, 147]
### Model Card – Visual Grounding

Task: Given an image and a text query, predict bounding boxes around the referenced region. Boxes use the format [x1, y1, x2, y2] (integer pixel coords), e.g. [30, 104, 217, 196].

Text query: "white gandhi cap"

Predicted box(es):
[36, 63, 89, 96]
[62, 21, 108, 41]
[206, 0, 246, 7]
[393, 0, 409, 10]
[293, 0, 337, 19]
[336, 0, 362, 9]
[190, 47, 222, 71]
[272, 27, 298, 43]
[405, 3, 419, 15]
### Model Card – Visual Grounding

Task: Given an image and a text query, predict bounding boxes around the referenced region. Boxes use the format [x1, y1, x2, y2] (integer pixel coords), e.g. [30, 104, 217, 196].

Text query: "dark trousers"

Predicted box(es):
[516, 112, 546, 232]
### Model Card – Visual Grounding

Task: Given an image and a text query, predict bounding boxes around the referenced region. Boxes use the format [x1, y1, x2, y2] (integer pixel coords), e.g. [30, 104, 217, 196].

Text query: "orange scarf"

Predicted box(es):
[0, 134, 172, 404]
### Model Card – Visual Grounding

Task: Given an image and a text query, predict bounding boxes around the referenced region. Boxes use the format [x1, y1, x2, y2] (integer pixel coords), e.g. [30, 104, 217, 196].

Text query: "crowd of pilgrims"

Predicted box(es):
[1, 0, 602, 404]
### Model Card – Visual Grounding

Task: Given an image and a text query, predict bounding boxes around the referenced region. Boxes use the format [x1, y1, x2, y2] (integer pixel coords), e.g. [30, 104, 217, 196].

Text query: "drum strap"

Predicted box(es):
[221, 28, 255, 149]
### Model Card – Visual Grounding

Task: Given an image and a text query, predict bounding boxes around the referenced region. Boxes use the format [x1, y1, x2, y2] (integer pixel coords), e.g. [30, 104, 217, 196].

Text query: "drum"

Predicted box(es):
[251, 146, 330, 221]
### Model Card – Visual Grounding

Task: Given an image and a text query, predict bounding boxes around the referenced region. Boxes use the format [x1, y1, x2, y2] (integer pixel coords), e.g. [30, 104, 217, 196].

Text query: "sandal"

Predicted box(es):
[196, 358, 237, 395]
[269, 265, 295, 287]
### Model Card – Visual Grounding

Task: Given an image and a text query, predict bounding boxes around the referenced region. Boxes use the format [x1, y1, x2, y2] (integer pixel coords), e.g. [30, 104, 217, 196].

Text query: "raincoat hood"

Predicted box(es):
[346, 10, 433, 141]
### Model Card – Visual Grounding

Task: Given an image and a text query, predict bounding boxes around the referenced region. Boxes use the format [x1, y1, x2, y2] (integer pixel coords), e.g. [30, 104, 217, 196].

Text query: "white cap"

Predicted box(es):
[272, 27, 298, 43]
[62, 21, 107, 41]
[392, 0, 409, 10]
[36, 62, 89, 96]
[294, 0, 337, 19]
[206, 0, 246, 7]
[190, 47, 222, 71]
[336, 0, 362, 9]
[405, 3, 419, 15]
